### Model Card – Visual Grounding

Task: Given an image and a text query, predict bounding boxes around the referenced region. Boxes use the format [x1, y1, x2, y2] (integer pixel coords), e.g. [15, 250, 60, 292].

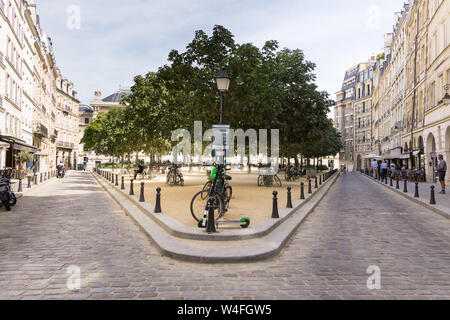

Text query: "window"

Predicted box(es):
[85, 118, 90, 124]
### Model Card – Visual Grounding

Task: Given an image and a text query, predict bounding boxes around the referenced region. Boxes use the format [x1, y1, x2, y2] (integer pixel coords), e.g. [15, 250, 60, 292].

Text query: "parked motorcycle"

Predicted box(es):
[57, 166, 65, 178]
[0, 177, 17, 211]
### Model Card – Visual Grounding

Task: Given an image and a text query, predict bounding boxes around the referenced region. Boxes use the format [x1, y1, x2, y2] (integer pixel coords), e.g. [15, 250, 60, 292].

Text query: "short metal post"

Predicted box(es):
[390, 176, 393, 187]
[319, 175, 322, 185]
[130, 179, 135, 196]
[18, 179, 23, 192]
[403, 179, 408, 193]
[28, 176, 32, 189]
[396, 176, 400, 190]
[206, 198, 216, 233]
[40, 173, 43, 183]
[155, 187, 162, 213]
[430, 186, 436, 205]
[139, 182, 145, 202]
[308, 179, 312, 194]
[286, 187, 293, 209]
[115, 174, 119, 187]
[34, 174, 38, 185]
[414, 182, 419, 198]
[314, 176, 318, 189]
[272, 191, 279, 219]
[300, 182, 305, 200]
[111, 173, 114, 184]
[121, 176, 125, 190]
[385, 175, 388, 185]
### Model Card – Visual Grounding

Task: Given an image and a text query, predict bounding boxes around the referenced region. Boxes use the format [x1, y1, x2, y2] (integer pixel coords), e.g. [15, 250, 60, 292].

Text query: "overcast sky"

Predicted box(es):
[36, 0, 407, 105]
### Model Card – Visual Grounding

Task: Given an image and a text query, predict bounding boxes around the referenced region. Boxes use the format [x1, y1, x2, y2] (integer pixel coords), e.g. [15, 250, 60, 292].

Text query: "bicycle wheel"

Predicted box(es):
[257, 175, 264, 186]
[166, 172, 173, 185]
[190, 191, 223, 222]
[274, 175, 282, 187]
[176, 174, 184, 186]
[201, 181, 212, 200]
[222, 185, 232, 212]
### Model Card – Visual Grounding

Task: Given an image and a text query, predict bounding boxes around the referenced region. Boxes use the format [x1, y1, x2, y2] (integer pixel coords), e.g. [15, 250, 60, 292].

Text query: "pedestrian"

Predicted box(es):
[435, 154, 447, 194]
[371, 159, 378, 178]
[380, 160, 388, 180]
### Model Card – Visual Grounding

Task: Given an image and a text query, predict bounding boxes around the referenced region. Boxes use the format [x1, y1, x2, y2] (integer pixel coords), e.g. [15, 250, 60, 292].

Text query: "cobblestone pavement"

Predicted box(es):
[0, 171, 449, 300]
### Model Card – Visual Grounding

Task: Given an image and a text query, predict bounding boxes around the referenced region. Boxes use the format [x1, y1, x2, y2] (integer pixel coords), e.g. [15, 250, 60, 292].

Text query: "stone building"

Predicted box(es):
[0, 0, 79, 173]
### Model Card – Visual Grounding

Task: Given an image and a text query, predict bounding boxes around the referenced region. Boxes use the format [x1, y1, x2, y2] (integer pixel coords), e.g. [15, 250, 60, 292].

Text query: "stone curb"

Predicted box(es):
[360, 173, 450, 220]
[94, 170, 338, 241]
[92, 171, 340, 263]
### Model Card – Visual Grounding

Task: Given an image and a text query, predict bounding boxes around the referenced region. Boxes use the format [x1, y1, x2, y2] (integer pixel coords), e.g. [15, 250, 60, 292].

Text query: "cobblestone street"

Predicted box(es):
[0, 171, 449, 300]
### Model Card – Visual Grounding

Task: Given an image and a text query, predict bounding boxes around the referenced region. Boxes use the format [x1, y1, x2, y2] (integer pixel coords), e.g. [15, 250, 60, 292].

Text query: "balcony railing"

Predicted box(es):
[33, 122, 49, 138]
[56, 141, 75, 150]
[0, 0, 4, 13]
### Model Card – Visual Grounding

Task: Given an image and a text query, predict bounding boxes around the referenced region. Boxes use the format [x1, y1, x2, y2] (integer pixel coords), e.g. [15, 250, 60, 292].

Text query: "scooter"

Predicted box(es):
[0, 177, 17, 211]
[198, 217, 251, 229]
[57, 167, 65, 178]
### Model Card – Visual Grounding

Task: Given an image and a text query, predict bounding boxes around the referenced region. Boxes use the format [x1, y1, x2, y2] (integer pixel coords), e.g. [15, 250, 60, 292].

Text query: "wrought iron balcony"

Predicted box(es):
[33, 122, 49, 138]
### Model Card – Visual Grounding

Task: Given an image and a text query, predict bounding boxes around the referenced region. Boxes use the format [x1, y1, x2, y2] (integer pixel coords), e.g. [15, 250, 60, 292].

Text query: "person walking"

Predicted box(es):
[436, 154, 447, 194]
[371, 159, 378, 179]
[380, 160, 388, 180]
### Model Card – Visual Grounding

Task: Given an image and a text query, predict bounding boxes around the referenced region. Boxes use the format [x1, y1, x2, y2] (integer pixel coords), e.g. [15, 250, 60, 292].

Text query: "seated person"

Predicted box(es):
[134, 162, 145, 179]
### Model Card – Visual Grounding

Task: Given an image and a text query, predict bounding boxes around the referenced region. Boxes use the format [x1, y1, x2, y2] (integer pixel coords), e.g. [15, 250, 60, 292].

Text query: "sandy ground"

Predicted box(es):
[108, 168, 325, 228]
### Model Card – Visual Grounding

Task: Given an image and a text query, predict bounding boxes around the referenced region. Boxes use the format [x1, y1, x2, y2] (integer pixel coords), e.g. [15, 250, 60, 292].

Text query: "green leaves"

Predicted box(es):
[82, 25, 342, 160]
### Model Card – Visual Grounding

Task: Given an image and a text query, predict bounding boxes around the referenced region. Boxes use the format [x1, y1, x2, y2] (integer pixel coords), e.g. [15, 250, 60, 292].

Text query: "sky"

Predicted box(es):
[36, 0, 407, 106]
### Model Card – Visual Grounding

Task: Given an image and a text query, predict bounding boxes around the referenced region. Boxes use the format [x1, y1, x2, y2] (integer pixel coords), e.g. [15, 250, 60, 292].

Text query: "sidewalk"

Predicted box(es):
[362, 173, 450, 219]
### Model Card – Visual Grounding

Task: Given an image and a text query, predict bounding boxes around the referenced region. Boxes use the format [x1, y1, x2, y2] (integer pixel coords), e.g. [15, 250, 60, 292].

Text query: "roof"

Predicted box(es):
[79, 104, 94, 113]
[102, 89, 131, 103]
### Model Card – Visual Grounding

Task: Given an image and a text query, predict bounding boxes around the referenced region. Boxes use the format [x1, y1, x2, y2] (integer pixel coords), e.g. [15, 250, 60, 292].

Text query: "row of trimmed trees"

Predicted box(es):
[81, 25, 342, 166]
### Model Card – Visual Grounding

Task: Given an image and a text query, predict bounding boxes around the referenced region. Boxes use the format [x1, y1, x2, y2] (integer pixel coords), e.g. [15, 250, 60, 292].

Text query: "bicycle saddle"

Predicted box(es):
[224, 175, 232, 181]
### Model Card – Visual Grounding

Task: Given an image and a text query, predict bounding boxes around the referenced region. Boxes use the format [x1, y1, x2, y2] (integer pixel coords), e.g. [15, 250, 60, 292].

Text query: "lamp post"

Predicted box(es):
[215, 67, 230, 125]
[443, 84, 450, 102]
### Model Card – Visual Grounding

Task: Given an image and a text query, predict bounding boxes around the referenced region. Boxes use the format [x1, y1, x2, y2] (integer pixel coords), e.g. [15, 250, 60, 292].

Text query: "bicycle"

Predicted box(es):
[190, 163, 233, 224]
[166, 164, 184, 186]
[257, 167, 282, 187]
[285, 165, 301, 181]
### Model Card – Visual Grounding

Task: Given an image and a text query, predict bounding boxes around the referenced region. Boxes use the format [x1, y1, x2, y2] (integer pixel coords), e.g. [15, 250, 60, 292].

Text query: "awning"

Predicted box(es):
[363, 154, 381, 160]
[0, 136, 39, 153]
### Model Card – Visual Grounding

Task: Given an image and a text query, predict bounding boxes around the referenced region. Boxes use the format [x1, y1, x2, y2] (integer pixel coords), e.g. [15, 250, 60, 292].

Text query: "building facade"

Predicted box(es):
[0, 0, 79, 174]
[335, 0, 450, 183]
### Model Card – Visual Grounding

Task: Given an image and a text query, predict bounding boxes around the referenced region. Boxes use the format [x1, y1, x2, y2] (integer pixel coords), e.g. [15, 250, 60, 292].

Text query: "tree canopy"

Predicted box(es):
[82, 25, 341, 162]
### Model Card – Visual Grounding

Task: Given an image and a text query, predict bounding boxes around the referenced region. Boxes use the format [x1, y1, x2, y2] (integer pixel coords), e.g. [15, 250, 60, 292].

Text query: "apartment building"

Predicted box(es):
[336, 0, 450, 182]
[0, 0, 79, 173]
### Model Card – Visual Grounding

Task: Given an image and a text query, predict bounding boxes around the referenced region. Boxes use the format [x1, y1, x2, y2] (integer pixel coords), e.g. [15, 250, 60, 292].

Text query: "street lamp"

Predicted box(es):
[443, 84, 450, 102]
[215, 67, 230, 124]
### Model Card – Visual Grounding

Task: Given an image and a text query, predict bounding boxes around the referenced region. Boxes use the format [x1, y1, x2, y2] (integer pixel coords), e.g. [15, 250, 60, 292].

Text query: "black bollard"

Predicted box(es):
[111, 173, 114, 184]
[390, 176, 393, 187]
[319, 175, 322, 185]
[286, 187, 293, 209]
[272, 191, 279, 219]
[414, 182, 419, 198]
[121, 176, 125, 190]
[308, 179, 312, 194]
[139, 182, 145, 202]
[385, 175, 388, 185]
[314, 177, 318, 189]
[403, 179, 408, 193]
[300, 182, 305, 200]
[18, 179, 23, 193]
[396, 176, 400, 190]
[28, 176, 32, 189]
[129, 179, 135, 196]
[34, 174, 38, 185]
[115, 174, 119, 187]
[154, 187, 162, 213]
[206, 198, 216, 233]
[40, 173, 43, 183]
[430, 186, 436, 205]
